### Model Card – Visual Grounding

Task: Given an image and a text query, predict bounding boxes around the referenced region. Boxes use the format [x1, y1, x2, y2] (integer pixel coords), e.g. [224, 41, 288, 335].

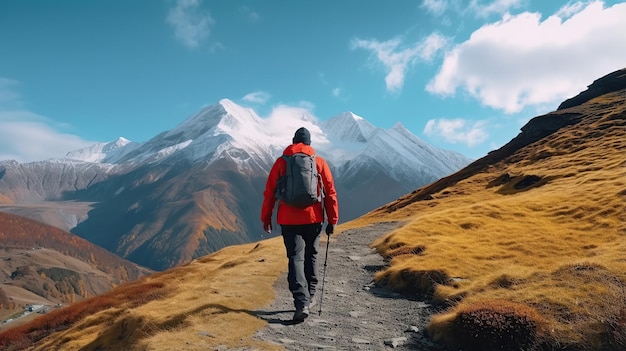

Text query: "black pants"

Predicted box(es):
[281, 223, 322, 309]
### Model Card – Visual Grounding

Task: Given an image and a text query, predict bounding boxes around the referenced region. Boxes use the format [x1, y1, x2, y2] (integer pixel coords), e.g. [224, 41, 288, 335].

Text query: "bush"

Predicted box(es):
[449, 300, 544, 351]
[376, 268, 451, 299]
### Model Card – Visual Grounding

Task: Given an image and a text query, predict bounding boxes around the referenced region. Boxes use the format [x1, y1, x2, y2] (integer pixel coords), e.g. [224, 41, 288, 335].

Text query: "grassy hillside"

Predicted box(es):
[359, 89, 626, 350]
[0, 73, 623, 350]
[0, 238, 288, 350]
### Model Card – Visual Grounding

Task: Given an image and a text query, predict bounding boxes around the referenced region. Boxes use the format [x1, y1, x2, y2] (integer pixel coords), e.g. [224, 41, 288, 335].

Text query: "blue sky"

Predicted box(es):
[1, 0, 624, 162]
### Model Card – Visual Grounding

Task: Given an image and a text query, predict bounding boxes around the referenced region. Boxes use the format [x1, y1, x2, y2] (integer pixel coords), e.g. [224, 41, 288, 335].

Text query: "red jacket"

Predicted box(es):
[262, 143, 339, 226]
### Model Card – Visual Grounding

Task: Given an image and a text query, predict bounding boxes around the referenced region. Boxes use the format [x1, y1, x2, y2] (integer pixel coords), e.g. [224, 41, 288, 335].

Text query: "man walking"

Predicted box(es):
[261, 127, 339, 322]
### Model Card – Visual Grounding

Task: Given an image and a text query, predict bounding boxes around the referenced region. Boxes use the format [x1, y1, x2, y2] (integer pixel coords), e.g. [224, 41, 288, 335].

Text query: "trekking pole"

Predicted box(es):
[318, 236, 330, 315]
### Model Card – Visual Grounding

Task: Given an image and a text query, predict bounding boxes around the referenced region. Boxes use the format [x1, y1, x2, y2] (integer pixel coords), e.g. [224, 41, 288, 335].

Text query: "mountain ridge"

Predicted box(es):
[55, 99, 470, 179]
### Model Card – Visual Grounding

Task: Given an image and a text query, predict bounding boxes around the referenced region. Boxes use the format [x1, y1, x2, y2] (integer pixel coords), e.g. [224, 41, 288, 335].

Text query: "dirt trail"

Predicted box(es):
[254, 222, 448, 350]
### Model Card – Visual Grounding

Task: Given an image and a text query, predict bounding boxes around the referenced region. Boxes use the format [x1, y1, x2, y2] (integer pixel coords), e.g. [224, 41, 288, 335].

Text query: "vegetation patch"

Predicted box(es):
[375, 268, 451, 298]
[384, 245, 426, 259]
[37, 267, 78, 282]
[492, 174, 550, 194]
[543, 262, 626, 350]
[432, 300, 545, 351]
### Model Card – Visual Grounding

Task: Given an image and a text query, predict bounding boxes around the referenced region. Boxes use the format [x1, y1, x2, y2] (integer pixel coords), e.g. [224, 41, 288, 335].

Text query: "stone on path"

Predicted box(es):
[384, 336, 408, 348]
[351, 337, 371, 344]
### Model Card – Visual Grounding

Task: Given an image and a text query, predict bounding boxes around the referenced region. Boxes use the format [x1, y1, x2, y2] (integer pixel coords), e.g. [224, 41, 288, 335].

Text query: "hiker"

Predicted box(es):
[261, 127, 339, 322]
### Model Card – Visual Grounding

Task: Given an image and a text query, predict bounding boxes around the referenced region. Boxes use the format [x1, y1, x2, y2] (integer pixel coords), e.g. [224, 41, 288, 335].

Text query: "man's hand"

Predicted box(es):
[325, 223, 334, 236]
[263, 221, 273, 234]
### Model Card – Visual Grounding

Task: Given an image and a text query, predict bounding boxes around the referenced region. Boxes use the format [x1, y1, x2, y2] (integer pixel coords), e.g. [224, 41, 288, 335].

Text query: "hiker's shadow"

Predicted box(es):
[254, 309, 303, 325]
[174, 303, 305, 326]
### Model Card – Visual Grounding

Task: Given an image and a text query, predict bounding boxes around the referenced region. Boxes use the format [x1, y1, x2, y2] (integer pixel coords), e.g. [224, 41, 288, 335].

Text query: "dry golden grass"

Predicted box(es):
[362, 92, 626, 350]
[0, 237, 290, 351]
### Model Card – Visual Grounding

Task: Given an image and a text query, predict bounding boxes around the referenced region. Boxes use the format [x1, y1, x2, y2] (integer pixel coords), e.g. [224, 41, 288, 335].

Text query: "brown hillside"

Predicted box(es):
[0, 212, 152, 316]
[0, 69, 623, 350]
[68, 159, 266, 271]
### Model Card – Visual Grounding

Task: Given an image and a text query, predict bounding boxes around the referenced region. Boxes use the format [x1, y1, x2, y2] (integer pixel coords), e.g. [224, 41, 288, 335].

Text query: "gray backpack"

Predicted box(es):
[276, 153, 323, 207]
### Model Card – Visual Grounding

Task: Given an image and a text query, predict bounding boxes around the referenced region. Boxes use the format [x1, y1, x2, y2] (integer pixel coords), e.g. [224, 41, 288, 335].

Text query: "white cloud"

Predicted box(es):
[167, 0, 214, 49]
[0, 111, 95, 163]
[240, 6, 259, 22]
[352, 33, 448, 93]
[263, 103, 331, 146]
[242, 91, 271, 104]
[332, 87, 342, 97]
[0, 80, 95, 163]
[469, 0, 524, 18]
[421, 32, 448, 60]
[424, 118, 488, 146]
[422, 0, 448, 15]
[427, 1, 626, 113]
[0, 78, 22, 107]
[424, 0, 523, 18]
[555, 1, 586, 18]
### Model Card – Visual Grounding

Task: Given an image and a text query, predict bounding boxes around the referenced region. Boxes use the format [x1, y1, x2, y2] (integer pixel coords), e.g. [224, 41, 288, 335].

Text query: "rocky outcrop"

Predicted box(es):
[558, 68, 626, 110]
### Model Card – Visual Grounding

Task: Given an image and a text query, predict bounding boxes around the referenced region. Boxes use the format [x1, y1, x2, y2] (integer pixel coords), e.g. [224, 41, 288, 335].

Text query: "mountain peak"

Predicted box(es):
[218, 98, 251, 118]
[321, 112, 376, 143]
[106, 137, 131, 150]
[341, 111, 364, 121]
[391, 122, 406, 131]
[65, 137, 134, 163]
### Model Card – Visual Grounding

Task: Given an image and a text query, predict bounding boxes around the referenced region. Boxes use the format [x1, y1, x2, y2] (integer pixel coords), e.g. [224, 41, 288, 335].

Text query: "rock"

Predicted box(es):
[351, 337, 371, 344]
[406, 326, 419, 333]
[384, 337, 408, 348]
[348, 310, 361, 318]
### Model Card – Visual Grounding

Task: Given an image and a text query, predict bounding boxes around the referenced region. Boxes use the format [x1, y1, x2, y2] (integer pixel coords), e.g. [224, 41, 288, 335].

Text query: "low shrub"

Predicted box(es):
[376, 268, 451, 298]
[445, 300, 544, 351]
[385, 245, 426, 259]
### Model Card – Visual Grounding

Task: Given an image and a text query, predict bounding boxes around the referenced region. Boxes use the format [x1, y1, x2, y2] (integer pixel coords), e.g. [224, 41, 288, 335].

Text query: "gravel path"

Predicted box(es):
[254, 222, 449, 350]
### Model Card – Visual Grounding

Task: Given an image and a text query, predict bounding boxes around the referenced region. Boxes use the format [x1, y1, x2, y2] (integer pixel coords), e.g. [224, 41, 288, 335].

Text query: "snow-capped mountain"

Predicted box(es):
[110, 99, 278, 169]
[57, 99, 470, 184]
[320, 112, 376, 142]
[65, 137, 140, 163]
[0, 99, 471, 270]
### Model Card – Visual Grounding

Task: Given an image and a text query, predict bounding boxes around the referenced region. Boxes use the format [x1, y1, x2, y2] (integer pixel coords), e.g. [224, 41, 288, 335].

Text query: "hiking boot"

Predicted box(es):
[308, 295, 316, 308]
[293, 306, 309, 322]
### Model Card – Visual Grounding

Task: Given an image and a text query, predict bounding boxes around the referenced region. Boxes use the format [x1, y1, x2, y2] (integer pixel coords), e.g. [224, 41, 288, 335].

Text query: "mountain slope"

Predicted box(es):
[0, 212, 152, 318]
[363, 68, 626, 350]
[1, 69, 623, 351]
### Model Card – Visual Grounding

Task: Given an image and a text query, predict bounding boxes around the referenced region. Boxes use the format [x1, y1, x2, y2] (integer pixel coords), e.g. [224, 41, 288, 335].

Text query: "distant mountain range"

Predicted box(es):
[0, 100, 471, 270]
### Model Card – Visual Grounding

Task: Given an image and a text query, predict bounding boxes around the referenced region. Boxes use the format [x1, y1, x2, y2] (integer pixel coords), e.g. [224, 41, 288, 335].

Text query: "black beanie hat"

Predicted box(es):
[292, 127, 311, 145]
